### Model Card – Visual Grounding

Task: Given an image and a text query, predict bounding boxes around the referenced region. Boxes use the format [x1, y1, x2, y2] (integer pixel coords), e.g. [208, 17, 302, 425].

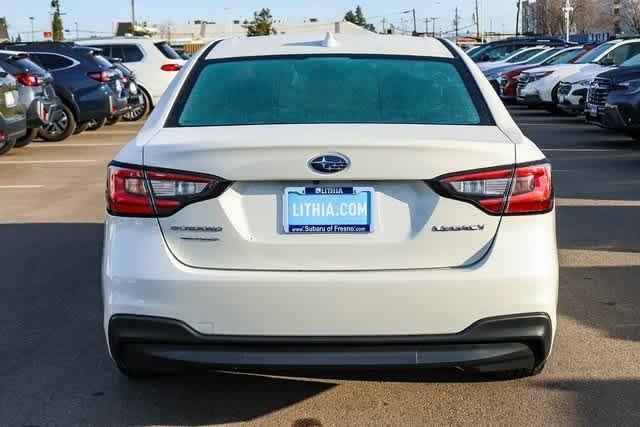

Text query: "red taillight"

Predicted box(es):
[14, 72, 41, 87]
[160, 63, 182, 72]
[432, 162, 553, 215]
[88, 71, 113, 83]
[107, 164, 229, 217]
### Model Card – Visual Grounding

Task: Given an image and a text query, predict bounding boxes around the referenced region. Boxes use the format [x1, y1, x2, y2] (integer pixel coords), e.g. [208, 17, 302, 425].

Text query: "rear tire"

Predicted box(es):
[0, 138, 16, 155]
[14, 128, 38, 148]
[39, 103, 76, 142]
[87, 117, 107, 131]
[123, 89, 150, 121]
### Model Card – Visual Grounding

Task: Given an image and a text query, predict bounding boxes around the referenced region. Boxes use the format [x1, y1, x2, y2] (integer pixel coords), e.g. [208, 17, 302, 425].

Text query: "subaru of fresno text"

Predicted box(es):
[103, 33, 558, 379]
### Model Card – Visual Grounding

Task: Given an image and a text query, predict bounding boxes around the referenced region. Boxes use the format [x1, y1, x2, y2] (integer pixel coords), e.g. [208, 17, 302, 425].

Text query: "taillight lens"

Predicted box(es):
[14, 72, 41, 87]
[431, 162, 553, 215]
[88, 71, 114, 83]
[160, 63, 182, 72]
[107, 163, 230, 217]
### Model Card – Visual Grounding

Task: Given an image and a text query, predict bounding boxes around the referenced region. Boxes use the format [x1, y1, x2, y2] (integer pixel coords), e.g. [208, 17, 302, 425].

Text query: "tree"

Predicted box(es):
[344, 5, 376, 32]
[619, 0, 640, 34]
[51, 0, 64, 41]
[246, 8, 277, 37]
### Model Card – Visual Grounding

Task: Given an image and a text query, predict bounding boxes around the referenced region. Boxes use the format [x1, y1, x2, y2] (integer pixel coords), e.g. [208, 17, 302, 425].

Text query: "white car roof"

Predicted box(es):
[204, 33, 454, 60]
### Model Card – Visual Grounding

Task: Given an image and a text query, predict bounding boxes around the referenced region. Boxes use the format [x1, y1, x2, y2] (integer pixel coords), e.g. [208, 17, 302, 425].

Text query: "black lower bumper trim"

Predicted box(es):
[109, 313, 552, 373]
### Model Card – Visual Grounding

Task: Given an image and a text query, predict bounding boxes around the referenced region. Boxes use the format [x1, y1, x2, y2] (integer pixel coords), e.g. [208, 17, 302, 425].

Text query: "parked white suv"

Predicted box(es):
[103, 33, 558, 379]
[77, 37, 185, 113]
[517, 38, 640, 109]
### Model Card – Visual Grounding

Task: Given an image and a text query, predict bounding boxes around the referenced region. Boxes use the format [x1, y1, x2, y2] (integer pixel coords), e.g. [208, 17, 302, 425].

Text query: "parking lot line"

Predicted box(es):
[0, 160, 97, 165]
[28, 143, 126, 147]
[556, 198, 640, 207]
[543, 148, 628, 152]
[0, 185, 45, 189]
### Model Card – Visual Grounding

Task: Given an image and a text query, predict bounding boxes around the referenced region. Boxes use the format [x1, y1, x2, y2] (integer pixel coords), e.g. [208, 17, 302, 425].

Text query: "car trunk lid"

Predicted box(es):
[143, 124, 515, 271]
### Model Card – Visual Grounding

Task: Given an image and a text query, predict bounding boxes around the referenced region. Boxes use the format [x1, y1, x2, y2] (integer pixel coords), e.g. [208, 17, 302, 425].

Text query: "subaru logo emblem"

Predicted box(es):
[308, 154, 350, 174]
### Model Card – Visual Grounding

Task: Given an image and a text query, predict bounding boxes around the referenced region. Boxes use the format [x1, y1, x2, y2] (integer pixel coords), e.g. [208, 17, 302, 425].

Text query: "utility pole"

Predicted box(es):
[562, 0, 573, 42]
[75, 20, 78, 40]
[430, 17, 438, 37]
[454, 6, 459, 43]
[475, 0, 480, 40]
[382, 17, 386, 33]
[412, 8, 417, 35]
[516, 0, 521, 36]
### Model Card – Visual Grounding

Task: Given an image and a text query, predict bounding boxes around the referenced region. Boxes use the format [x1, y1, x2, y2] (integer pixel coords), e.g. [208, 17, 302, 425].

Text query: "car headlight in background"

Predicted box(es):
[575, 79, 593, 87]
[528, 71, 554, 81]
[615, 79, 640, 94]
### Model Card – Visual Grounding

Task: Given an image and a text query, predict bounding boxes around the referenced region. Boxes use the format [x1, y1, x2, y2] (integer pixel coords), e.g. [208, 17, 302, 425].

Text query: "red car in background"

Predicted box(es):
[498, 44, 599, 101]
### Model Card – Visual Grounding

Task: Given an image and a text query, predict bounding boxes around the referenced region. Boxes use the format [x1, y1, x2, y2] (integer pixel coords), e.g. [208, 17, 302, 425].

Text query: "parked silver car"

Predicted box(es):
[0, 50, 62, 147]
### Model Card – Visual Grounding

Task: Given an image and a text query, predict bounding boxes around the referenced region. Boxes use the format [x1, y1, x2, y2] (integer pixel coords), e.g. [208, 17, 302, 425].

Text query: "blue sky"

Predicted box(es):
[5, 0, 519, 40]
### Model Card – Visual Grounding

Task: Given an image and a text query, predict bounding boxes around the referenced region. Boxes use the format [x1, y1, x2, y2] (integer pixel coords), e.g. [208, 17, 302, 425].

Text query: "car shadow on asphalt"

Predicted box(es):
[2, 222, 639, 425]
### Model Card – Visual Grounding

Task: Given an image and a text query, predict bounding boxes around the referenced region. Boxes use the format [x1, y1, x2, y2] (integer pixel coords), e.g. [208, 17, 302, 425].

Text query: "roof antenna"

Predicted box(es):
[322, 32, 339, 48]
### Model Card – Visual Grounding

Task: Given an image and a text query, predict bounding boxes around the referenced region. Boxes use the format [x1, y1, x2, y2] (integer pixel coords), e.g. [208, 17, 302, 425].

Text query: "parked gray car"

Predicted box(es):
[0, 65, 26, 155]
[0, 50, 61, 147]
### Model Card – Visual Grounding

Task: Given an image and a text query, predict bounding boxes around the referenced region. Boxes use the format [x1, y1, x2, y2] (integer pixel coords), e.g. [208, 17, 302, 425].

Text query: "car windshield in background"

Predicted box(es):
[543, 48, 585, 65]
[524, 48, 561, 64]
[155, 41, 181, 59]
[174, 56, 484, 127]
[575, 43, 615, 63]
[507, 49, 543, 63]
[620, 53, 640, 67]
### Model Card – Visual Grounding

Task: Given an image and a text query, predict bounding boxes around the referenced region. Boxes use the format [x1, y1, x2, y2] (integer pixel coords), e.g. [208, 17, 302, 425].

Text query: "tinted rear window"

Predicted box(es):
[30, 53, 74, 70]
[172, 56, 486, 127]
[0, 56, 47, 75]
[155, 41, 181, 60]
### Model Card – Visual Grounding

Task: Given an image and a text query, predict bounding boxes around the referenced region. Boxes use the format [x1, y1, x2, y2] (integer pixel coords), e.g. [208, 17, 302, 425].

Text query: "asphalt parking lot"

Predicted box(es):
[1, 107, 639, 426]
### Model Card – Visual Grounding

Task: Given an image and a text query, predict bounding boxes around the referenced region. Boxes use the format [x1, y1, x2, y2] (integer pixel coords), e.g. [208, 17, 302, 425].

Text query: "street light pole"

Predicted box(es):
[29, 17, 34, 41]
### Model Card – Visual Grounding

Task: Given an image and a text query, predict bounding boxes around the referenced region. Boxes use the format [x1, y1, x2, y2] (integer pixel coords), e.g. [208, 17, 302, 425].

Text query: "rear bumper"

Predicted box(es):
[109, 313, 552, 373]
[0, 115, 27, 141]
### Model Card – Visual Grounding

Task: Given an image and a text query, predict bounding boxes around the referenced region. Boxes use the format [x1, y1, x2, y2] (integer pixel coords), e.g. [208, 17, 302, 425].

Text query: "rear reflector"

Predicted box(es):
[160, 63, 182, 72]
[107, 163, 230, 217]
[430, 161, 553, 215]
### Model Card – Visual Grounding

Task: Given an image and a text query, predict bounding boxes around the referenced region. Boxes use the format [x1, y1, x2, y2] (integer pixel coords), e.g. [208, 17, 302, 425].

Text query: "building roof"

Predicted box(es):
[204, 32, 454, 60]
[156, 21, 371, 44]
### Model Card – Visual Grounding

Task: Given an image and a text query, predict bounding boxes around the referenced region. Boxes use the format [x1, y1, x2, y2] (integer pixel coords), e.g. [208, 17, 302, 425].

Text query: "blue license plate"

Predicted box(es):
[284, 187, 374, 233]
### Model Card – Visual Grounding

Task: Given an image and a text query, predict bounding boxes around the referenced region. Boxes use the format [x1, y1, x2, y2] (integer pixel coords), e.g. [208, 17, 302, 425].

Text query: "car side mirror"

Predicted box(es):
[0, 71, 7, 78]
[481, 54, 491, 62]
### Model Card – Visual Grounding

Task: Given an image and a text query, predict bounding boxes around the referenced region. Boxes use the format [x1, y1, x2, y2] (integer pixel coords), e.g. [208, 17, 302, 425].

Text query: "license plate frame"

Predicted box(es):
[283, 186, 374, 234]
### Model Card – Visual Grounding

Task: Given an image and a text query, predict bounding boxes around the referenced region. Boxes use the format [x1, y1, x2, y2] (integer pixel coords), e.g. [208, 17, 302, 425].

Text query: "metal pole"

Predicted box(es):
[455, 7, 459, 43]
[29, 17, 34, 41]
[75, 20, 78, 40]
[516, 0, 521, 36]
[562, 0, 573, 42]
[475, 0, 480, 40]
[412, 9, 417, 35]
[131, 0, 136, 28]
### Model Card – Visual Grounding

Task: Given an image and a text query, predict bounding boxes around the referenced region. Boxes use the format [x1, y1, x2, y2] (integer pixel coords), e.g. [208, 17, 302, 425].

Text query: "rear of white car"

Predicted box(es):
[103, 33, 558, 378]
[76, 37, 185, 107]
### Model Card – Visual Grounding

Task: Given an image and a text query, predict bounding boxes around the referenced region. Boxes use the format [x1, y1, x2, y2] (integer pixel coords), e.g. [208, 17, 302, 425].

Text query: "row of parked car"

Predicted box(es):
[0, 37, 186, 155]
[470, 36, 640, 140]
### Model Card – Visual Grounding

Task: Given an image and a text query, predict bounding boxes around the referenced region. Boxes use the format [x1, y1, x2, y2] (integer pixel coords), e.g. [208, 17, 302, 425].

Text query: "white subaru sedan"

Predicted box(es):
[103, 33, 558, 378]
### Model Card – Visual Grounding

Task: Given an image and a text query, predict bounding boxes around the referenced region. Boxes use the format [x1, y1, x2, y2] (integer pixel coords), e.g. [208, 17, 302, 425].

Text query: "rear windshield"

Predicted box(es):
[155, 41, 181, 60]
[172, 56, 486, 127]
[506, 48, 543, 63]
